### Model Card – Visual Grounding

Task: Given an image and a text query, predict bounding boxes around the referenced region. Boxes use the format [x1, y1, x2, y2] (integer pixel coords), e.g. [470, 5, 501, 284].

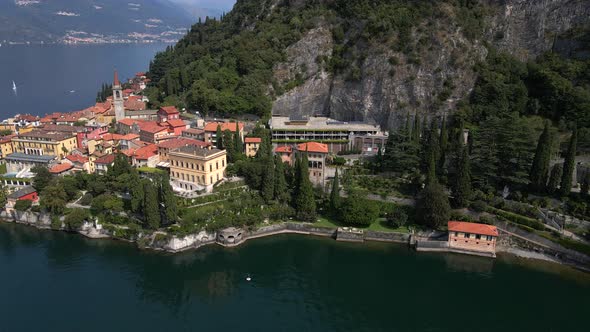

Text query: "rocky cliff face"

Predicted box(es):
[270, 0, 590, 129]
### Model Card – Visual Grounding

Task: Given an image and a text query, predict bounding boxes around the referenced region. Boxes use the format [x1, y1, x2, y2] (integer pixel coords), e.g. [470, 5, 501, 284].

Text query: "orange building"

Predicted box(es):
[448, 221, 498, 255]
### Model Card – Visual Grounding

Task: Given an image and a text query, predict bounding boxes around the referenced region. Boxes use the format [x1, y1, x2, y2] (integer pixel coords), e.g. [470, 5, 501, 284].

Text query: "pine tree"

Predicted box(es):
[548, 164, 563, 194]
[216, 124, 223, 149]
[451, 147, 472, 208]
[560, 127, 577, 196]
[529, 121, 552, 192]
[273, 155, 289, 203]
[159, 174, 177, 226]
[143, 180, 161, 230]
[329, 168, 340, 213]
[294, 153, 316, 221]
[426, 148, 437, 185]
[416, 182, 451, 228]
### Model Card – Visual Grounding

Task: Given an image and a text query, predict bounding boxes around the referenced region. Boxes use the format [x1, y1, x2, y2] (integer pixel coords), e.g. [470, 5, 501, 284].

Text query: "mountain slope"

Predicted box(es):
[146, 0, 590, 129]
[0, 0, 194, 43]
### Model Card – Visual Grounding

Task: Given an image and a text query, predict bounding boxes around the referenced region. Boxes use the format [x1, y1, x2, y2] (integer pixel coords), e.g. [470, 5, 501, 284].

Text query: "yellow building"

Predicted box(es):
[0, 135, 15, 159]
[12, 130, 78, 159]
[244, 137, 261, 158]
[169, 145, 227, 193]
[0, 123, 17, 135]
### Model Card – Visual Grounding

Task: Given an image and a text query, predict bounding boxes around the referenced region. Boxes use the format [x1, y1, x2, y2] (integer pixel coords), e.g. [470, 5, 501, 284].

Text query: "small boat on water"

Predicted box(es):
[12, 80, 17, 92]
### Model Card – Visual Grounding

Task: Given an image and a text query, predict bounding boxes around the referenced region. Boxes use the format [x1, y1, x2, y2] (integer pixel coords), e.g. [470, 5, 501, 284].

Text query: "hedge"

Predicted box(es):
[487, 207, 545, 231]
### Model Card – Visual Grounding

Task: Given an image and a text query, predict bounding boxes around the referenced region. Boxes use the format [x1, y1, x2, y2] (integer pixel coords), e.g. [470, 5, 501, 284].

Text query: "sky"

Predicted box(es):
[170, 0, 236, 11]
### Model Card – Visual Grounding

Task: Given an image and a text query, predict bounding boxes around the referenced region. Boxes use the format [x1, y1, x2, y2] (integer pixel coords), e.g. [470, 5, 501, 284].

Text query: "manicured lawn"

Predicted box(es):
[137, 167, 166, 174]
[0, 163, 6, 174]
[314, 216, 409, 233]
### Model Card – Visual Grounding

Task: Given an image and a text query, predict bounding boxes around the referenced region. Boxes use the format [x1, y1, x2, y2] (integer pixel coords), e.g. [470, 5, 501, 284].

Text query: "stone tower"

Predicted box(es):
[113, 70, 125, 122]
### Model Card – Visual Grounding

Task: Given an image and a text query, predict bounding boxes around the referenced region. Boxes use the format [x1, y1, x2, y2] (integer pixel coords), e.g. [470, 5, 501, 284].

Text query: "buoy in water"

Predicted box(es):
[246, 276, 252, 281]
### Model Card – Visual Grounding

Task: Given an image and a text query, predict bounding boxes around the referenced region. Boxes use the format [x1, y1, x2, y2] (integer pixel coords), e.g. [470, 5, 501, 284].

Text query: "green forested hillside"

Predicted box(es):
[146, 0, 487, 116]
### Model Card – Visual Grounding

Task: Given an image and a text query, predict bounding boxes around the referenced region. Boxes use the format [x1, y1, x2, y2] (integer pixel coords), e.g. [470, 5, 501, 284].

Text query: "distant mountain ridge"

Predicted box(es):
[0, 0, 197, 43]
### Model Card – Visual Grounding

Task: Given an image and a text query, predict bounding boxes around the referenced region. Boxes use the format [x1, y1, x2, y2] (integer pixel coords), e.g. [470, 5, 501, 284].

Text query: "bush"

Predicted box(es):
[50, 216, 62, 230]
[470, 200, 488, 213]
[79, 193, 93, 206]
[386, 208, 408, 228]
[64, 208, 89, 231]
[478, 215, 496, 225]
[14, 200, 32, 211]
[449, 211, 477, 223]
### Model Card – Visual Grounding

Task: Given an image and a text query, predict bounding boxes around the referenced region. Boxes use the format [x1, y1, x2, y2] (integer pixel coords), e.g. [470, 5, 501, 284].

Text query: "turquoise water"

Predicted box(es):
[0, 222, 588, 332]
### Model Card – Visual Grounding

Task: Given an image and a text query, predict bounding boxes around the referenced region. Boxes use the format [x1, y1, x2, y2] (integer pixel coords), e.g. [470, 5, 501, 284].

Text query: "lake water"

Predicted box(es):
[0, 222, 588, 332]
[0, 44, 168, 119]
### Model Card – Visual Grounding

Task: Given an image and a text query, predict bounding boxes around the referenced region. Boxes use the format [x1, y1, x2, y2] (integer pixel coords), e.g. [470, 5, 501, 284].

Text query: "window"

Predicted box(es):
[216, 161, 218, 169]
[464, 233, 470, 239]
[475, 234, 481, 240]
[209, 164, 212, 172]
[454, 232, 458, 237]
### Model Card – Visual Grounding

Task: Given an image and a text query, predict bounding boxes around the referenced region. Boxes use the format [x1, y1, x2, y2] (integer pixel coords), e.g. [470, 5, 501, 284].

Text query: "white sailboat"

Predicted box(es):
[12, 80, 17, 93]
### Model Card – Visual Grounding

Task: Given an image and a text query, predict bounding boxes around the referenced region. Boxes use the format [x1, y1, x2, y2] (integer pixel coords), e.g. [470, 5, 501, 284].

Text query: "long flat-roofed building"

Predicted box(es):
[270, 116, 381, 153]
[168, 145, 226, 193]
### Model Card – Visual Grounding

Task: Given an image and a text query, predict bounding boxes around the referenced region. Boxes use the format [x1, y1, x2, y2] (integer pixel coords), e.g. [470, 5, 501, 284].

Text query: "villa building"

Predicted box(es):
[168, 145, 227, 193]
[448, 221, 498, 256]
[203, 122, 244, 146]
[270, 116, 381, 153]
[181, 128, 205, 141]
[274, 146, 293, 166]
[296, 142, 328, 186]
[11, 130, 78, 159]
[92, 154, 115, 175]
[244, 137, 261, 158]
[0, 135, 15, 160]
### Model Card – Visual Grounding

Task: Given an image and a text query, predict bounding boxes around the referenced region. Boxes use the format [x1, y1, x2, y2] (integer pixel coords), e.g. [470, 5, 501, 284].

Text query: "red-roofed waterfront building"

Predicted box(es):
[448, 221, 498, 255]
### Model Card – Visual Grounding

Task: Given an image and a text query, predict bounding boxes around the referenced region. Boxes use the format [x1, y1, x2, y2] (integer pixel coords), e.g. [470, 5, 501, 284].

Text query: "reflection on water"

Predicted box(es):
[443, 252, 495, 274]
[0, 222, 589, 332]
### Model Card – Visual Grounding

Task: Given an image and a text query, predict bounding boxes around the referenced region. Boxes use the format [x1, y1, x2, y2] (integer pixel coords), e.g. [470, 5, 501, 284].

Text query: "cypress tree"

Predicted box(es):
[426, 145, 437, 185]
[223, 130, 234, 161]
[329, 168, 340, 213]
[438, 117, 448, 180]
[274, 155, 289, 203]
[529, 121, 552, 192]
[233, 122, 243, 157]
[412, 113, 420, 143]
[159, 174, 177, 226]
[261, 157, 275, 203]
[560, 127, 577, 196]
[416, 182, 451, 229]
[143, 180, 161, 230]
[129, 170, 144, 213]
[548, 165, 563, 194]
[581, 173, 590, 198]
[294, 153, 316, 221]
[451, 147, 472, 208]
[216, 124, 223, 149]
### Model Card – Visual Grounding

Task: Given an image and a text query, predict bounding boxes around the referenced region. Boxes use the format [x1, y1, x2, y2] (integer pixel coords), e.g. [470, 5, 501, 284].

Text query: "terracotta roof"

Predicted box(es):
[167, 119, 186, 128]
[183, 128, 204, 135]
[296, 142, 328, 154]
[94, 154, 116, 165]
[448, 221, 498, 237]
[15, 114, 39, 122]
[245, 137, 262, 144]
[133, 144, 158, 160]
[121, 134, 140, 141]
[157, 137, 210, 149]
[204, 122, 244, 132]
[140, 122, 168, 134]
[124, 99, 146, 111]
[49, 163, 74, 174]
[159, 106, 179, 115]
[275, 146, 292, 153]
[118, 118, 146, 126]
[39, 124, 86, 133]
[66, 154, 89, 164]
[0, 134, 16, 144]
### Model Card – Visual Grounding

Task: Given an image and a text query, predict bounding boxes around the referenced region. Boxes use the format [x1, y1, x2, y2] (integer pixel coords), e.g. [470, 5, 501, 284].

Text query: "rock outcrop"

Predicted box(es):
[270, 0, 590, 129]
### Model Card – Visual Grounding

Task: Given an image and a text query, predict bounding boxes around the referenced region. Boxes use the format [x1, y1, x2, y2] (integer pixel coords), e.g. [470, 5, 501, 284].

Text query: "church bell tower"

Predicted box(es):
[113, 70, 125, 122]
